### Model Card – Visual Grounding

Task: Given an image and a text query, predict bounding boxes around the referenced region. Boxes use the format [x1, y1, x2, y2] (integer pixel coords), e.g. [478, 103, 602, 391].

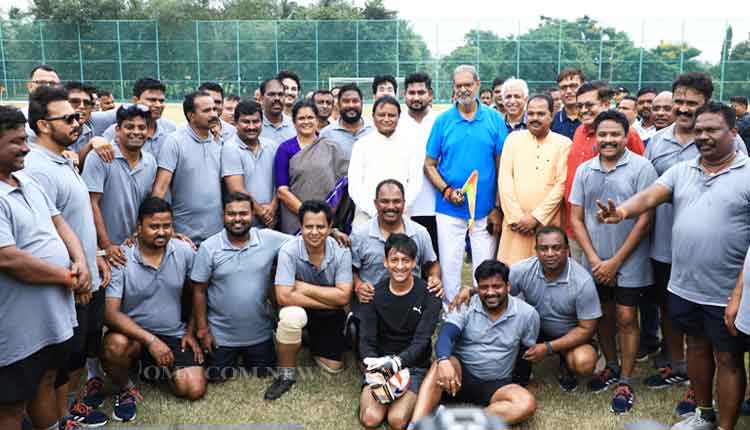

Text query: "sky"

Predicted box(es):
[361, 0, 750, 62]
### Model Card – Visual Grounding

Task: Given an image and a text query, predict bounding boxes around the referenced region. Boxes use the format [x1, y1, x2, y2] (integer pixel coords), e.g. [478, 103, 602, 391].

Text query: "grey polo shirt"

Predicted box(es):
[509, 257, 602, 338]
[351, 217, 437, 286]
[191, 228, 294, 347]
[569, 150, 657, 288]
[157, 123, 224, 244]
[656, 152, 750, 306]
[275, 236, 353, 288]
[82, 143, 157, 246]
[645, 124, 748, 263]
[221, 135, 278, 205]
[318, 119, 375, 161]
[102, 118, 177, 157]
[90, 110, 117, 136]
[24, 145, 101, 291]
[735, 246, 750, 335]
[261, 115, 296, 145]
[106, 240, 194, 338]
[0, 172, 76, 366]
[445, 295, 539, 381]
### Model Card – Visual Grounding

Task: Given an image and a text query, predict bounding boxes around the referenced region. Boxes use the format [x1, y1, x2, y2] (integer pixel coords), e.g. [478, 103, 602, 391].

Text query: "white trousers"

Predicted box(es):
[436, 213, 498, 307]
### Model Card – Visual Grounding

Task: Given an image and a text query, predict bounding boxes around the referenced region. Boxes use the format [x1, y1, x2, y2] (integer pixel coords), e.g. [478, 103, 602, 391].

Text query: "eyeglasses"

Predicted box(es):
[44, 112, 81, 124]
[68, 97, 95, 108]
[575, 102, 599, 111]
[31, 80, 61, 87]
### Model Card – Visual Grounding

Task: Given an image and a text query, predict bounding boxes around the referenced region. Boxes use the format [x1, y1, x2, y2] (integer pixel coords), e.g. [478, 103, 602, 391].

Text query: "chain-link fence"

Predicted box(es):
[1, 19, 748, 102]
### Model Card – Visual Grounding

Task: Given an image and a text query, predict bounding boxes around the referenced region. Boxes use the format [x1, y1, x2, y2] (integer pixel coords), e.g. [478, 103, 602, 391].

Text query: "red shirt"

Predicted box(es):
[564, 124, 645, 238]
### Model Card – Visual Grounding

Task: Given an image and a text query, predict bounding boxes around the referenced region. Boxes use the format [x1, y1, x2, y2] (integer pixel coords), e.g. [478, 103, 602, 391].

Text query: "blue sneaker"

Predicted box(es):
[58, 417, 83, 430]
[645, 366, 689, 389]
[610, 383, 635, 414]
[587, 366, 620, 393]
[69, 400, 108, 428]
[82, 377, 106, 409]
[112, 387, 142, 422]
[675, 387, 697, 418]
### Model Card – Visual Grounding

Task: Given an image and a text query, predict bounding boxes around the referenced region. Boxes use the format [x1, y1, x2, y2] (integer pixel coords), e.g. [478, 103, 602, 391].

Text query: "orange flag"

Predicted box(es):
[461, 170, 478, 234]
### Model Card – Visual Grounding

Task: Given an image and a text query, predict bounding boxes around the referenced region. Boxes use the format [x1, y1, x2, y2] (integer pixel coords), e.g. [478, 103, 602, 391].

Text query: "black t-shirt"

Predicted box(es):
[358, 277, 441, 369]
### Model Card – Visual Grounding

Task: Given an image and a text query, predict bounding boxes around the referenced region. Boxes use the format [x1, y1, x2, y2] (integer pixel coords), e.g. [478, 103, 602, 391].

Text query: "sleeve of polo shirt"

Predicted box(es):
[350, 232, 363, 271]
[425, 116, 443, 160]
[220, 142, 244, 178]
[81, 152, 107, 193]
[494, 116, 509, 156]
[102, 124, 116, 142]
[184, 246, 196, 275]
[655, 163, 679, 193]
[274, 244, 297, 287]
[636, 162, 659, 192]
[189, 243, 213, 284]
[157, 135, 180, 173]
[444, 304, 469, 331]
[273, 143, 292, 188]
[0, 200, 15, 248]
[106, 265, 125, 299]
[334, 247, 353, 284]
[567, 164, 586, 206]
[90, 110, 117, 136]
[575, 277, 603, 321]
[508, 264, 523, 297]
[522, 308, 541, 348]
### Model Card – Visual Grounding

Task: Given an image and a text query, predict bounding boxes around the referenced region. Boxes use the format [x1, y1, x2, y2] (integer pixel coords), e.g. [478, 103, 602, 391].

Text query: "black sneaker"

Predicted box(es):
[58, 417, 83, 430]
[558, 362, 578, 392]
[82, 377, 106, 409]
[645, 366, 689, 389]
[264, 377, 296, 401]
[69, 400, 109, 428]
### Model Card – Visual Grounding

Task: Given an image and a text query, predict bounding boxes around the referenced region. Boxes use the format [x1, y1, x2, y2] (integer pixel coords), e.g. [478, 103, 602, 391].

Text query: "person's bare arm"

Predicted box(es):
[52, 214, 91, 292]
[274, 284, 334, 309]
[151, 168, 173, 199]
[276, 186, 302, 215]
[223, 175, 247, 195]
[549, 319, 597, 352]
[294, 280, 352, 307]
[606, 209, 653, 269]
[424, 155, 448, 191]
[0, 245, 72, 286]
[597, 184, 671, 224]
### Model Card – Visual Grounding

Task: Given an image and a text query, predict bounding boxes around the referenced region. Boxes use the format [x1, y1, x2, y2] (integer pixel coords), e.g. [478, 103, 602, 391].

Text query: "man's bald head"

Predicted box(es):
[652, 91, 675, 130]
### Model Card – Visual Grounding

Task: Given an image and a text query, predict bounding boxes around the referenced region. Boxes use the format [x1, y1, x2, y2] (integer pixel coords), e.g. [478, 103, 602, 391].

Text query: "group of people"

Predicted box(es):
[1, 60, 750, 430]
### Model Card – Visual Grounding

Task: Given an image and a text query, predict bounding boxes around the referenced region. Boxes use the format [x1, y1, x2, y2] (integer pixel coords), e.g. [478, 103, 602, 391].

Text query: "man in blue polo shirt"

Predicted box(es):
[424, 64, 507, 306]
[551, 68, 584, 139]
[597, 102, 750, 430]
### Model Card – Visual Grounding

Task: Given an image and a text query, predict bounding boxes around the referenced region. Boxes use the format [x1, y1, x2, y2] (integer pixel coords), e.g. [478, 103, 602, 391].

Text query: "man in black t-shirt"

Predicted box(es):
[358, 234, 441, 430]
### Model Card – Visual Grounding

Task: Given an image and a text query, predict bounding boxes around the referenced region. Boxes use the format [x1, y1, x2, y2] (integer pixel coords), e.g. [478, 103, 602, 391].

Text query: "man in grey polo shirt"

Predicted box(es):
[319, 83, 374, 162]
[25, 86, 112, 426]
[569, 110, 657, 414]
[510, 226, 601, 393]
[0, 105, 90, 430]
[264, 200, 353, 401]
[102, 197, 206, 423]
[598, 102, 750, 430]
[411, 260, 539, 427]
[152, 90, 224, 245]
[198, 82, 237, 142]
[192, 192, 293, 381]
[222, 100, 279, 229]
[82, 104, 158, 268]
[260, 79, 296, 145]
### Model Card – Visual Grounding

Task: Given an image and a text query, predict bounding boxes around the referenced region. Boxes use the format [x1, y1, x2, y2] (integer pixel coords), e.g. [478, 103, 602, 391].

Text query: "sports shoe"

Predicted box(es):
[610, 383, 635, 414]
[69, 400, 108, 428]
[58, 417, 83, 430]
[82, 377, 106, 409]
[671, 409, 716, 430]
[587, 366, 620, 393]
[741, 398, 750, 416]
[558, 362, 578, 392]
[675, 387, 697, 418]
[636, 343, 661, 362]
[263, 377, 296, 401]
[645, 366, 689, 389]
[112, 387, 142, 422]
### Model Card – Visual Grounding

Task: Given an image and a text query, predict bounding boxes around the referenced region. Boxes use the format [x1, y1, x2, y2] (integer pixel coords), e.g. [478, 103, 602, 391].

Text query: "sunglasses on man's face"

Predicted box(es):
[44, 112, 81, 125]
[69, 97, 95, 108]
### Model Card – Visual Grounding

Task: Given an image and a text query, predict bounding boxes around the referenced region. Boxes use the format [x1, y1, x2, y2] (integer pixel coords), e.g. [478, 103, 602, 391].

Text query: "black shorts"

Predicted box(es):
[0, 339, 72, 404]
[205, 338, 276, 381]
[412, 216, 439, 260]
[651, 260, 671, 306]
[361, 366, 427, 394]
[69, 289, 106, 371]
[137, 335, 198, 382]
[596, 284, 653, 307]
[306, 308, 347, 361]
[443, 362, 512, 407]
[668, 292, 745, 353]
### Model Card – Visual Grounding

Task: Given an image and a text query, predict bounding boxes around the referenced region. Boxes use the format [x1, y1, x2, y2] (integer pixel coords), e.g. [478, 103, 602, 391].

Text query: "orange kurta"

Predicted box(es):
[497, 130, 571, 265]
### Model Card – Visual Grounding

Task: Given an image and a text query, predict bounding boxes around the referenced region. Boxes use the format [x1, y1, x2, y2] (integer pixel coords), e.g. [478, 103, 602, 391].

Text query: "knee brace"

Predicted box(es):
[276, 306, 308, 344]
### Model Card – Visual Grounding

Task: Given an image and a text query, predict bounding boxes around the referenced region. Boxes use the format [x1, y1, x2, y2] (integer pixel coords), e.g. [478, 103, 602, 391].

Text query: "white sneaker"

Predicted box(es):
[671, 410, 716, 430]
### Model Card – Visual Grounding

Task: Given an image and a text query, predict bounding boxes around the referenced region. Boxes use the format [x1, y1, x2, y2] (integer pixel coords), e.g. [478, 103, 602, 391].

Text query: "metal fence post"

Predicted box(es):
[236, 20, 241, 92]
[679, 20, 685, 73]
[598, 36, 604, 80]
[274, 21, 279, 74]
[719, 20, 728, 100]
[39, 21, 46, 64]
[515, 20, 521, 77]
[0, 22, 8, 97]
[474, 22, 480, 72]
[155, 20, 161, 80]
[557, 20, 563, 74]
[115, 21, 125, 99]
[355, 21, 360, 77]
[395, 19, 400, 77]
[76, 23, 84, 81]
[638, 20, 645, 89]
[435, 21, 440, 102]
[315, 20, 320, 88]
[195, 21, 202, 84]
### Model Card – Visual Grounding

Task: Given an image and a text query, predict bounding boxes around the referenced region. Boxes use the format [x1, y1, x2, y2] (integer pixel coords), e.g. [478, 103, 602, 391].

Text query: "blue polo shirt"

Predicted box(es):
[426, 102, 507, 220]
[551, 109, 580, 140]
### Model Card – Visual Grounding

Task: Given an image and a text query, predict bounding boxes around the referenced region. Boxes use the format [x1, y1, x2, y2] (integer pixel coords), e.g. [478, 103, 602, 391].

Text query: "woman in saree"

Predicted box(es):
[274, 100, 349, 234]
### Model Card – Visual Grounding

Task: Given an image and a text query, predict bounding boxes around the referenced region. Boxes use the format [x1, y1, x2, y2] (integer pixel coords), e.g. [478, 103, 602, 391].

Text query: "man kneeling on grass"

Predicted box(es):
[101, 197, 206, 423]
[264, 200, 353, 401]
[410, 260, 540, 427]
[358, 234, 442, 429]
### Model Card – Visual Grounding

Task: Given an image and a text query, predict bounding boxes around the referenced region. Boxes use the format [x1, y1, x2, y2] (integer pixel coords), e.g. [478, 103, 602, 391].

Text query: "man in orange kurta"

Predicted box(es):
[497, 95, 571, 265]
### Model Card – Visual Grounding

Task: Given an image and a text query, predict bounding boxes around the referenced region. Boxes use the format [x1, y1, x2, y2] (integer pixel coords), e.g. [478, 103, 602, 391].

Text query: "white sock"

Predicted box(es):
[86, 358, 103, 380]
